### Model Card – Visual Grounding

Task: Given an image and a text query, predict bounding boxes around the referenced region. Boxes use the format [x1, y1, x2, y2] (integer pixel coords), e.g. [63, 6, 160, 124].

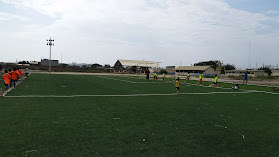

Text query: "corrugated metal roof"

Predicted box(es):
[175, 66, 211, 70]
[225, 70, 265, 72]
[117, 59, 157, 67]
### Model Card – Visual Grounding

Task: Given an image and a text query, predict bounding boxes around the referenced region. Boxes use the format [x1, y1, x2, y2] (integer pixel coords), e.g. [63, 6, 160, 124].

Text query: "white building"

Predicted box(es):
[225, 70, 268, 77]
[114, 59, 158, 73]
[271, 70, 279, 76]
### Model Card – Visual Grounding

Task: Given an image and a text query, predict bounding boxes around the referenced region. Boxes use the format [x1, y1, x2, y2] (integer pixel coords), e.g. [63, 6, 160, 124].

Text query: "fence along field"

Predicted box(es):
[0, 73, 279, 156]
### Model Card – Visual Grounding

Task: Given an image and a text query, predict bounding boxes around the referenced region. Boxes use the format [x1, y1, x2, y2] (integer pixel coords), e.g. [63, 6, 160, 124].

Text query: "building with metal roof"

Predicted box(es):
[115, 59, 157, 67]
[175, 66, 219, 76]
[114, 59, 158, 73]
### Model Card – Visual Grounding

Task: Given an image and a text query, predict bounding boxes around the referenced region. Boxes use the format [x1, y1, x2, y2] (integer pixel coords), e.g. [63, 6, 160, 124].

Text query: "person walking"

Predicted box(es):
[146, 68, 150, 80]
[243, 71, 248, 84]
[24, 67, 29, 78]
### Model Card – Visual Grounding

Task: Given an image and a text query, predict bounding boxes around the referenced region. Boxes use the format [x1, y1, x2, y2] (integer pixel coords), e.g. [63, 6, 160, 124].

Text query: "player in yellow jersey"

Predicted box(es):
[153, 72, 158, 80]
[173, 76, 177, 82]
[199, 72, 204, 85]
[174, 77, 181, 94]
[162, 73, 166, 81]
[213, 74, 218, 87]
[185, 72, 190, 84]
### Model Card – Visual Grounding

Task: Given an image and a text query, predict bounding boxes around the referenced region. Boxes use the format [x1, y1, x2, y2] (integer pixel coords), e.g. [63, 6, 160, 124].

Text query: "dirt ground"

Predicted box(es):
[33, 71, 279, 87]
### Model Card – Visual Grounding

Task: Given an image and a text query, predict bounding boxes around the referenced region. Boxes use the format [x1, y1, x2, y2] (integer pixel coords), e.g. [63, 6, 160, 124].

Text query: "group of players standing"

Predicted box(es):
[2, 68, 29, 91]
[145, 68, 219, 94]
[174, 72, 219, 94]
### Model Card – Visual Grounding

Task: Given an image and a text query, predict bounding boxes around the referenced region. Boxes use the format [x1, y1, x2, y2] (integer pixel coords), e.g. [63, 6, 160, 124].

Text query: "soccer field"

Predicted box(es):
[1, 73, 279, 156]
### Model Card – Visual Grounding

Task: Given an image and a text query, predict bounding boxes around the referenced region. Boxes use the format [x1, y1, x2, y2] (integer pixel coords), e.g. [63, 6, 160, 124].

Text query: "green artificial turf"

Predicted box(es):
[1, 73, 279, 156]
[7, 74, 242, 96]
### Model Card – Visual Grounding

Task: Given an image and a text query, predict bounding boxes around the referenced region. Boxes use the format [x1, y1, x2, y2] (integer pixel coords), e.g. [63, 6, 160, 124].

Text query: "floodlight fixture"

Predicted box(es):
[46, 37, 54, 74]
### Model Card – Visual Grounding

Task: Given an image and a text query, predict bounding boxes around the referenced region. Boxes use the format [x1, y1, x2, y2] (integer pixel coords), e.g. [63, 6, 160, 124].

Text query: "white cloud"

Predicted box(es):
[267, 10, 278, 15]
[0, 0, 279, 68]
[1, 0, 85, 17]
[0, 12, 29, 21]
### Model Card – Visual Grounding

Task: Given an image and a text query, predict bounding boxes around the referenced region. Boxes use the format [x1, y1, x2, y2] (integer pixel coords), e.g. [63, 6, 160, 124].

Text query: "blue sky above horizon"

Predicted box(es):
[225, 0, 279, 13]
[0, 0, 278, 69]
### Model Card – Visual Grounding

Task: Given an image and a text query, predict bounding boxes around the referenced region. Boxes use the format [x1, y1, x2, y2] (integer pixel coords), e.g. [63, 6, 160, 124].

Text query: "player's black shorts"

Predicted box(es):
[176, 87, 180, 90]
[214, 82, 217, 84]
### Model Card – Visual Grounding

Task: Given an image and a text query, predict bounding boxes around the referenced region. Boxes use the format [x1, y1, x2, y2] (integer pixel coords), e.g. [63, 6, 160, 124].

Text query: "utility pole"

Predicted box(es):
[46, 37, 54, 74]
[179, 61, 181, 75]
[156, 62, 162, 74]
[248, 40, 250, 69]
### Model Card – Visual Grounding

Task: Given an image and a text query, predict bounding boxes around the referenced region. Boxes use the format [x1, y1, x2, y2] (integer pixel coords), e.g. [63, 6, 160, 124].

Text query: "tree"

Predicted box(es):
[258, 67, 272, 76]
[161, 70, 168, 74]
[81, 65, 88, 69]
[194, 60, 236, 74]
[223, 64, 236, 70]
[18, 61, 30, 64]
[60, 63, 69, 67]
[194, 60, 222, 69]
[91, 63, 102, 69]
[221, 64, 236, 74]
[104, 64, 111, 68]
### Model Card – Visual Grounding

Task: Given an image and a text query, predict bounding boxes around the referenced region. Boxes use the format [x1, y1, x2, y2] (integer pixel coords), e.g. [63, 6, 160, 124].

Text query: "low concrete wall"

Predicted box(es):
[272, 70, 279, 76]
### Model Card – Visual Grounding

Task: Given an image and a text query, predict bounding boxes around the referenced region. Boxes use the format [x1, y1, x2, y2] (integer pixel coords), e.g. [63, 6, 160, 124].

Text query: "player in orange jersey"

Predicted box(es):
[3, 70, 11, 90]
[10, 68, 18, 88]
[18, 68, 23, 77]
[8, 69, 12, 87]
[17, 68, 22, 80]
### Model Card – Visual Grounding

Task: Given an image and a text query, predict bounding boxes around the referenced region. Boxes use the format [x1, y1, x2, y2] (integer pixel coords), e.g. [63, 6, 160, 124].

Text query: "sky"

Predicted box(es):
[0, 0, 279, 69]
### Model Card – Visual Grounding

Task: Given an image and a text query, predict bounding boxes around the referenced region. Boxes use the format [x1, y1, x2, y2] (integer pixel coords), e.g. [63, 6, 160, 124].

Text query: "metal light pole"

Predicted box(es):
[46, 37, 54, 74]
[156, 62, 162, 74]
[179, 61, 181, 75]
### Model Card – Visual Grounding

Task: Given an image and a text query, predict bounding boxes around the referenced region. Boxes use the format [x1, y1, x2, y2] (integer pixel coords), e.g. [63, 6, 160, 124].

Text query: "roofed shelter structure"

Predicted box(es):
[114, 59, 157, 73]
[175, 66, 219, 76]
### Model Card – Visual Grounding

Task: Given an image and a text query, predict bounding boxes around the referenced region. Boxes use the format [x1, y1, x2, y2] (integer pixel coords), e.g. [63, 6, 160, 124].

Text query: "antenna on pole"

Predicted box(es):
[248, 40, 250, 69]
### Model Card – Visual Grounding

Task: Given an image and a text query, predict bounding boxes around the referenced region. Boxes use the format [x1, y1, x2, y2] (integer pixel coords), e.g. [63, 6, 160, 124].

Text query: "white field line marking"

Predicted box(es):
[242, 89, 279, 95]
[98, 76, 172, 84]
[5, 91, 251, 98]
[3, 74, 29, 96]
[99, 76, 279, 94]
[215, 125, 227, 129]
[224, 81, 278, 88]
[3, 87, 13, 96]
[189, 82, 279, 95]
